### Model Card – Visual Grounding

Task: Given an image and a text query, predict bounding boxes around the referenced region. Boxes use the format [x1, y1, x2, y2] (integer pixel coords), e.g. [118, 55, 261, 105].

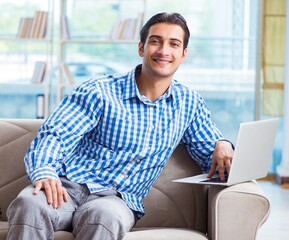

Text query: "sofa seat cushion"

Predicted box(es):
[0, 223, 208, 240]
[52, 227, 209, 240]
[54, 231, 75, 240]
[124, 227, 208, 240]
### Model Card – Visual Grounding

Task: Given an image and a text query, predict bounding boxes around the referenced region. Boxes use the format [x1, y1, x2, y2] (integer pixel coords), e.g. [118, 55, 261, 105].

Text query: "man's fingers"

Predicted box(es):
[43, 181, 53, 205]
[218, 160, 231, 180]
[56, 182, 64, 208]
[208, 161, 217, 178]
[33, 182, 42, 195]
[62, 188, 69, 203]
[218, 162, 225, 180]
[225, 160, 231, 174]
[50, 182, 59, 208]
[33, 178, 68, 208]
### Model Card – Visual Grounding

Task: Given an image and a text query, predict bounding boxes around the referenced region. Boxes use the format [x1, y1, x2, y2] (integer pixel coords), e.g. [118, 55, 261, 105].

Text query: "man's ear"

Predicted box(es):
[180, 48, 188, 64]
[138, 42, 144, 57]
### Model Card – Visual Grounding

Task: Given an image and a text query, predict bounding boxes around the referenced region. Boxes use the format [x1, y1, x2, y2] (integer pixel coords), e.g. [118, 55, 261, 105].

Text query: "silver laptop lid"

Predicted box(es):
[227, 118, 279, 185]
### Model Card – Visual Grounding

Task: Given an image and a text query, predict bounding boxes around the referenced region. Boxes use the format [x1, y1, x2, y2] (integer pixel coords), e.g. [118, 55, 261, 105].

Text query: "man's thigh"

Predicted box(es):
[8, 184, 76, 232]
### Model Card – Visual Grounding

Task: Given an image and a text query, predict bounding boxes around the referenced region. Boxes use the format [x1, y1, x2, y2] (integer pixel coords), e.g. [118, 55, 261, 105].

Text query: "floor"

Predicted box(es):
[256, 180, 289, 240]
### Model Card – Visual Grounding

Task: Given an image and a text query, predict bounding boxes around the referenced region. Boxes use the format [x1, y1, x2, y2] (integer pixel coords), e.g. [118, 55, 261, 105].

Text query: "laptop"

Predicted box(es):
[173, 118, 279, 186]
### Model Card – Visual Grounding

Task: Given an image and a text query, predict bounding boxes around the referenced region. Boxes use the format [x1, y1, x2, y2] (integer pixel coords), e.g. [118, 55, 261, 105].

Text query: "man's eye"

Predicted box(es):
[171, 42, 180, 47]
[150, 39, 160, 44]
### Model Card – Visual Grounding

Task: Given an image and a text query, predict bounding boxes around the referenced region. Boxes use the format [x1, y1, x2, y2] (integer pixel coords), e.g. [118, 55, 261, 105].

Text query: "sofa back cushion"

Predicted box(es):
[0, 119, 44, 221]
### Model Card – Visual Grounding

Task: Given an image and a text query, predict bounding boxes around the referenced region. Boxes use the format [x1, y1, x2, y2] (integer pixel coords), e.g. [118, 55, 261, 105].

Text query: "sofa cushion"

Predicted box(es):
[124, 227, 208, 240]
[0, 119, 44, 222]
[0, 226, 208, 240]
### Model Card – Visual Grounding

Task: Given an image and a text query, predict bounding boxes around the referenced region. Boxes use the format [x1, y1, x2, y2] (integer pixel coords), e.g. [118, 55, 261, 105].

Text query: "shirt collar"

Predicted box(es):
[122, 64, 176, 104]
[122, 65, 140, 101]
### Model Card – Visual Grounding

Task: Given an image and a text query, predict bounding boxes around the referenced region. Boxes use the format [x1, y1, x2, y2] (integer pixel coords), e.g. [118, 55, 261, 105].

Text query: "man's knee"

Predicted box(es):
[7, 185, 50, 228]
[73, 198, 135, 239]
[74, 204, 119, 228]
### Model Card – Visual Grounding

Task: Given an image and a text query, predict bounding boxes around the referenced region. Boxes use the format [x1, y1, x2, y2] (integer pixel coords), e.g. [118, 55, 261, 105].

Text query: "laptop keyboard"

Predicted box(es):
[201, 174, 229, 183]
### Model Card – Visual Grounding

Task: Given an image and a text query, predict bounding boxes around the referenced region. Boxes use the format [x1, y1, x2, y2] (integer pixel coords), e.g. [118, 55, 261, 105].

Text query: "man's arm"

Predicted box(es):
[181, 94, 225, 172]
[25, 80, 104, 206]
[181, 93, 234, 177]
[25, 80, 103, 182]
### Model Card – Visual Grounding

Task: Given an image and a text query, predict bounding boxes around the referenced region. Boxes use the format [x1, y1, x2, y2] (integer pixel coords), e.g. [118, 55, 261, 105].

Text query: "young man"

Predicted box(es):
[7, 12, 233, 240]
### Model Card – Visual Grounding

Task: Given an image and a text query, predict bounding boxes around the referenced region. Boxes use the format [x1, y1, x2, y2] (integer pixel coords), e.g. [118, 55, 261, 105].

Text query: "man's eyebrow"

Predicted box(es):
[148, 35, 183, 43]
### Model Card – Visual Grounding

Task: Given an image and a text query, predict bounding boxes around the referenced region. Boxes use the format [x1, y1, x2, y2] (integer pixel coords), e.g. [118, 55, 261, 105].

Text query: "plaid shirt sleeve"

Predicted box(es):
[25, 79, 104, 183]
[181, 93, 223, 172]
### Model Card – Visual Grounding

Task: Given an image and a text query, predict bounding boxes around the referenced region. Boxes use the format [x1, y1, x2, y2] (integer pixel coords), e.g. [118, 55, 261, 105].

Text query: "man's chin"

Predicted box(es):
[153, 69, 177, 79]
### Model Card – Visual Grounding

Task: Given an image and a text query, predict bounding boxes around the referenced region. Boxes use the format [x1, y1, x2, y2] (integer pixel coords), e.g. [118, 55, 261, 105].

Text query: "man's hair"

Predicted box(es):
[140, 12, 190, 50]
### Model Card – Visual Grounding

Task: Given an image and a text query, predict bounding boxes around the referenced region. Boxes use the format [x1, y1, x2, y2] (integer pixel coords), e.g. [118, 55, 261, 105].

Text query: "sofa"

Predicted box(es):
[0, 118, 270, 240]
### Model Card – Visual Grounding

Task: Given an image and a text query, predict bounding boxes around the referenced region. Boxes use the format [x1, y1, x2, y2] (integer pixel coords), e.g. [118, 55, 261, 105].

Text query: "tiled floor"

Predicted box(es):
[256, 181, 289, 240]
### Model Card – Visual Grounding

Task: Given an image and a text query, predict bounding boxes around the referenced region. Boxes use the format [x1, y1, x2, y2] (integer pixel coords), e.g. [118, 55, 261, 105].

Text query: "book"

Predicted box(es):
[62, 63, 74, 84]
[109, 12, 144, 40]
[31, 61, 46, 84]
[17, 11, 48, 39]
[37, 11, 48, 38]
[134, 12, 144, 40]
[17, 17, 33, 38]
[36, 94, 45, 119]
[61, 16, 71, 39]
[29, 11, 40, 38]
[28, 11, 48, 38]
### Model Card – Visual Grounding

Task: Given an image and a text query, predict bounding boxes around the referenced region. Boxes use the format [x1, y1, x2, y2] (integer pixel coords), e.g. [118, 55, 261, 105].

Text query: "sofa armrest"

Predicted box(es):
[207, 181, 270, 240]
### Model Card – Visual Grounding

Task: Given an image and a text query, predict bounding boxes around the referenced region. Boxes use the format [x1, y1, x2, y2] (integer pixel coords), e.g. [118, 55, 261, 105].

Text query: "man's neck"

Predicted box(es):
[135, 73, 172, 102]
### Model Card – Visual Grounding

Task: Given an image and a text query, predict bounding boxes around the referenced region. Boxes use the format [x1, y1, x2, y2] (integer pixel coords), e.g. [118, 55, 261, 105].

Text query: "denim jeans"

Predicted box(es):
[7, 177, 136, 240]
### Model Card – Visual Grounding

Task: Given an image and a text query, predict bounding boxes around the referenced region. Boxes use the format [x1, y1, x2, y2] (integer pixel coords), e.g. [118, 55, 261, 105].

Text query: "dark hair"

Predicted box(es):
[140, 12, 190, 49]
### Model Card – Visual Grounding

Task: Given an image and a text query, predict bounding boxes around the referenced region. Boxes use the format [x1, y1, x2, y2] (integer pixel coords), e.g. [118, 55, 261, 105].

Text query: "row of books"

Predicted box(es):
[61, 12, 144, 40]
[30, 62, 74, 85]
[109, 12, 144, 40]
[17, 11, 48, 39]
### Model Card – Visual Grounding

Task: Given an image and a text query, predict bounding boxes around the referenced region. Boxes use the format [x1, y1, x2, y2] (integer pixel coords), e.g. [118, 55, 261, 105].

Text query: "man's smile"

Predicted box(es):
[152, 57, 172, 65]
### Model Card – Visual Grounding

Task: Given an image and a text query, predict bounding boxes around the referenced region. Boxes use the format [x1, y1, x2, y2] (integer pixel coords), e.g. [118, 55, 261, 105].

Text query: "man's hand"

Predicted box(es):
[207, 140, 234, 180]
[33, 178, 68, 209]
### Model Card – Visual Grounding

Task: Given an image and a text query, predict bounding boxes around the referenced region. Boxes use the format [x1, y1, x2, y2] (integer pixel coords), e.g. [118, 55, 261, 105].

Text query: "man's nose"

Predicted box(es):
[157, 43, 170, 55]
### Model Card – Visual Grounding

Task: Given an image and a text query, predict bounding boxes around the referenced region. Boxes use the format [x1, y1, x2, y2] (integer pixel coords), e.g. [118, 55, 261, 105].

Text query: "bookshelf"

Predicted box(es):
[58, 0, 146, 102]
[0, 0, 54, 118]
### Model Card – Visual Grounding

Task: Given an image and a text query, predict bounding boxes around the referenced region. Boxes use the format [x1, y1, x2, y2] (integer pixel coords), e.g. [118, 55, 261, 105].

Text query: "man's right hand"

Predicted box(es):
[33, 178, 68, 209]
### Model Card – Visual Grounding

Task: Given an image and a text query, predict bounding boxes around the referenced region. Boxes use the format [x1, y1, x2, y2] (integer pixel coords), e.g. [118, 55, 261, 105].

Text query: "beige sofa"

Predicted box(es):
[0, 118, 270, 240]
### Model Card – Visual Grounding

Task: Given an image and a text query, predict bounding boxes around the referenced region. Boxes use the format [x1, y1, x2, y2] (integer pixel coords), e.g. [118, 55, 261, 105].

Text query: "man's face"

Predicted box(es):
[138, 23, 187, 81]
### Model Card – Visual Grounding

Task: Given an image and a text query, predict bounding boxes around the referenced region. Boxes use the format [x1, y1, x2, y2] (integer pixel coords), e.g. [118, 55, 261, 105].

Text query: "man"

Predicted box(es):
[7, 12, 234, 240]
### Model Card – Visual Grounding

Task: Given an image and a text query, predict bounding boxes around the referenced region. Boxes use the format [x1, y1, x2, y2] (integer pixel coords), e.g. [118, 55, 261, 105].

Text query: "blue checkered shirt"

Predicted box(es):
[25, 65, 223, 216]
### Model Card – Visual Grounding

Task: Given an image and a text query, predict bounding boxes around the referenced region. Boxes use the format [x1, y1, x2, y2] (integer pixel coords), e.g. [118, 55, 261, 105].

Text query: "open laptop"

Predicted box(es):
[173, 118, 279, 186]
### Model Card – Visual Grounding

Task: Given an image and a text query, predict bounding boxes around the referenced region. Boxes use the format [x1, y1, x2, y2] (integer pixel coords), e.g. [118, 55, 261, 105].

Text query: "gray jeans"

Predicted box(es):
[7, 177, 136, 240]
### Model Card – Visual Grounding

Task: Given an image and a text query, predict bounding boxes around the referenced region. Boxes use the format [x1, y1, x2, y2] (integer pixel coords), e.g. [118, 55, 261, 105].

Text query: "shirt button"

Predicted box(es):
[123, 171, 129, 178]
[111, 183, 117, 190]
[136, 158, 141, 163]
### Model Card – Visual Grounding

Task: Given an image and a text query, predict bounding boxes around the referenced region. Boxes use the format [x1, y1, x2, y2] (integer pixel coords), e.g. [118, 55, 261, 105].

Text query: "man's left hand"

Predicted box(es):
[207, 140, 234, 180]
